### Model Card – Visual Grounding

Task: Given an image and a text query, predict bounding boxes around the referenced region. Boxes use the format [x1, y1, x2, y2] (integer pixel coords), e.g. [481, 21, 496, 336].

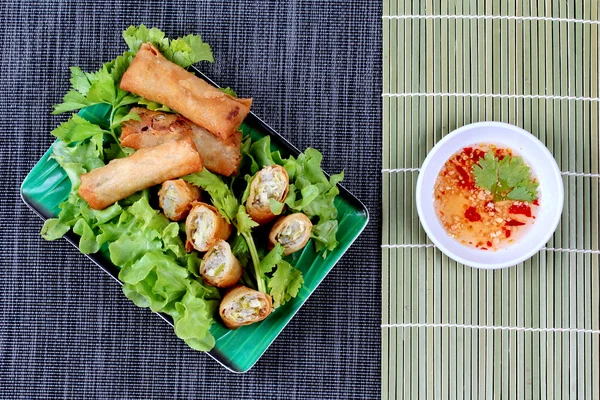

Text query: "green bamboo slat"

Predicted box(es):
[591, 5, 600, 400]
[454, 4, 465, 399]
[582, 3, 593, 400]
[393, 12, 403, 398]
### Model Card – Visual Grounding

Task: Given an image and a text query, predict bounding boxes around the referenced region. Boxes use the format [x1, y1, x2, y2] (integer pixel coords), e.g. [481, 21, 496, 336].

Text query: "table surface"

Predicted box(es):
[0, 1, 381, 398]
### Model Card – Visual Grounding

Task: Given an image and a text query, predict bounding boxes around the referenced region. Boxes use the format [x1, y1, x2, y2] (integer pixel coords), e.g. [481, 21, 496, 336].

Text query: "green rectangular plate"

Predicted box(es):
[21, 71, 369, 373]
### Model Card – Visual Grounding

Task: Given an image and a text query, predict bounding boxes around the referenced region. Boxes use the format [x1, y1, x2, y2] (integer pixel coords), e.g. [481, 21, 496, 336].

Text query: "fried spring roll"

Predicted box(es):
[121, 107, 242, 176]
[185, 202, 232, 252]
[158, 179, 202, 221]
[219, 286, 273, 329]
[201, 240, 242, 288]
[268, 213, 313, 255]
[78, 138, 202, 210]
[246, 165, 289, 225]
[120, 43, 252, 140]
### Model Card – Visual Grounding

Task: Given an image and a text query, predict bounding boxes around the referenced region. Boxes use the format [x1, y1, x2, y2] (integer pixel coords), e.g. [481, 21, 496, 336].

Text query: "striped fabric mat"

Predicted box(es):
[382, 1, 600, 398]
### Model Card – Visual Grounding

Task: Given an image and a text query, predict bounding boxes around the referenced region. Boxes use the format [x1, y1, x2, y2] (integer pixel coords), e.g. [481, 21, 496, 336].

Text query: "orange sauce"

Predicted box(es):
[434, 144, 539, 251]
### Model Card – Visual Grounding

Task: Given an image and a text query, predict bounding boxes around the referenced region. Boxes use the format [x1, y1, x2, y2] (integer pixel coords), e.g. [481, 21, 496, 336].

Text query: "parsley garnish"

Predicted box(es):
[472, 151, 539, 202]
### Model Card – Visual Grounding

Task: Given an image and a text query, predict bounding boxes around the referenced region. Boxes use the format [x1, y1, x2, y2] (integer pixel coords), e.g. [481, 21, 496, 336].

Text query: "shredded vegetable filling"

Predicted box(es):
[225, 295, 263, 322]
[162, 185, 179, 216]
[253, 167, 286, 206]
[192, 209, 214, 249]
[276, 220, 306, 246]
[204, 247, 226, 277]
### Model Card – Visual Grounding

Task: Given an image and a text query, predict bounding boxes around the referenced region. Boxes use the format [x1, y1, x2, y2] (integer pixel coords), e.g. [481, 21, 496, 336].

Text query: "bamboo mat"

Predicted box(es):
[382, 1, 600, 398]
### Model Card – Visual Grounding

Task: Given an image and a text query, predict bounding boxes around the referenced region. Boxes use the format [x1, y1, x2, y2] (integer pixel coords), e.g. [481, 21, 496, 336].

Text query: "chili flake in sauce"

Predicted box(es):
[434, 144, 539, 250]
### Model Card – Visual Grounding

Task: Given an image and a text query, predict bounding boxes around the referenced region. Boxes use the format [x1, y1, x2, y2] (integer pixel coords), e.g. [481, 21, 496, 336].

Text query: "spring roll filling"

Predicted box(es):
[253, 167, 287, 206]
[276, 220, 308, 246]
[191, 209, 215, 250]
[161, 184, 180, 216]
[223, 294, 264, 322]
[203, 247, 227, 277]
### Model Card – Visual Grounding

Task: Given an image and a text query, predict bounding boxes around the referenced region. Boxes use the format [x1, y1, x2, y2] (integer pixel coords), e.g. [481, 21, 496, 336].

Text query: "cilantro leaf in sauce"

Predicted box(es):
[472, 151, 538, 202]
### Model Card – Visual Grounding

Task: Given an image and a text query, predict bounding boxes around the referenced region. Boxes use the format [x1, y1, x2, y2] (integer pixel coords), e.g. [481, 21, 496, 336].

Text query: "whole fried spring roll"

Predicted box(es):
[158, 179, 202, 221]
[268, 213, 313, 255]
[120, 43, 252, 140]
[79, 138, 202, 210]
[121, 107, 242, 176]
[201, 240, 242, 288]
[246, 165, 289, 225]
[185, 202, 232, 252]
[219, 286, 273, 329]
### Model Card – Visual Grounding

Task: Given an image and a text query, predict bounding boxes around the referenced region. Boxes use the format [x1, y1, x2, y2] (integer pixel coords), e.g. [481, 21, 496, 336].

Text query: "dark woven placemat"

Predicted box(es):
[0, 1, 382, 398]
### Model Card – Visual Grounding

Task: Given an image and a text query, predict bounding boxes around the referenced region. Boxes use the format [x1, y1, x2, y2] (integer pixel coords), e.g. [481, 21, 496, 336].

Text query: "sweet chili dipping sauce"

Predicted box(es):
[433, 144, 539, 250]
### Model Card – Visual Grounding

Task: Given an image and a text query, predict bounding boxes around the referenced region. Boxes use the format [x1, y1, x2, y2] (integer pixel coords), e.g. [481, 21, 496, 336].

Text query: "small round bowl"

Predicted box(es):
[416, 122, 563, 269]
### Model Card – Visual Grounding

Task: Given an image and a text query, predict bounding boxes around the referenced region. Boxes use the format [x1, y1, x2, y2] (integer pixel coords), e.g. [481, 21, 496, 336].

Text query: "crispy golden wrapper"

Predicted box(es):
[246, 165, 289, 225]
[120, 43, 251, 140]
[219, 286, 273, 329]
[158, 179, 202, 221]
[200, 240, 242, 288]
[121, 107, 242, 177]
[268, 213, 313, 256]
[79, 138, 202, 210]
[185, 202, 232, 252]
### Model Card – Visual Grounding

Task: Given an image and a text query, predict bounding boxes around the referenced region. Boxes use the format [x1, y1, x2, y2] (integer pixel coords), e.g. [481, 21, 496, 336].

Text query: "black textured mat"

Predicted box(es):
[0, 1, 382, 398]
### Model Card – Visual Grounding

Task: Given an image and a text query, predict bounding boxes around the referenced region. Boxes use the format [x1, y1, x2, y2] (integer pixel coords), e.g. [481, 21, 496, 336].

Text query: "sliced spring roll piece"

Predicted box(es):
[201, 240, 242, 288]
[158, 179, 202, 221]
[78, 138, 202, 210]
[185, 202, 232, 252]
[268, 213, 313, 256]
[120, 43, 252, 140]
[219, 286, 273, 329]
[246, 165, 289, 225]
[121, 107, 242, 176]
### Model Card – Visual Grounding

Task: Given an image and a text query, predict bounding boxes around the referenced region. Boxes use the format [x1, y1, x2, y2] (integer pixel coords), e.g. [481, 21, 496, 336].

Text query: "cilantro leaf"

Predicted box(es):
[472, 151, 538, 202]
[231, 235, 251, 267]
[69, 66, 92, 95]
[236, 205, 259, 232]
[268, 260, 304, 308]
[260, 244, 284, 274]
[472, 151, 499, 192]
[183, 169, 238, 222]
[51, 114, 105, 144]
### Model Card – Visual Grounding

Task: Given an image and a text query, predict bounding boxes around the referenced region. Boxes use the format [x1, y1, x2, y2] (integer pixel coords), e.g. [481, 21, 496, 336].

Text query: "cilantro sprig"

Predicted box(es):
[472, 151, 539, 202]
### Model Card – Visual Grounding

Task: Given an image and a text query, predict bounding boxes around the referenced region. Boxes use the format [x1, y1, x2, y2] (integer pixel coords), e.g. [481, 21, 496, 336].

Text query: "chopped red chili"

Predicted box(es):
[533, 199, 540, 206]
[505, 219, 525, 227]
[486, 241, 492, 247]
[455, 165, 475, 189]
[508, 203, 532, 218]
[464, 206, 482, 222]
[472, 149, 485, 162]
[505, 229, 511, 238]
